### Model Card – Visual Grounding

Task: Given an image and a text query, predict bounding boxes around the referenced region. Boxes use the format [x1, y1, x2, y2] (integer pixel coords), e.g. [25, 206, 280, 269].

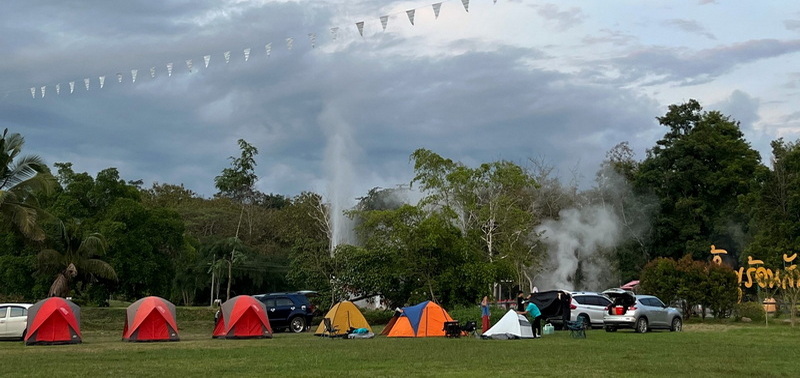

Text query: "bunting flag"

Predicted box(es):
[380, 15, 389, 31]
[433, 3, 442, 19]
[330, 27, 339, 41]
[56, 83, 60, 95]
[286, 37, 294, 50]
[406, 9, 415, 25]
[69, 81, 75, 94]
[167, 63, 173, 77]
[131, 69, 138, 83]
[462, 0, 470, 12]
[30, 87, 35, 99]
[41, 86, 46, 98]
[494, 0, 497, 3]
[356, 21, 364, 37]
[224, 51, 231, 63]
[204, 55, 211, 68]
[308, 33, 316, 48]
[150, 67, 156, 78]
[84, 78, 90, 90]
[99, 76, 106, 89]
[186, 59, 193, 72]
[244, 48, 251, 61]
[117, 73, 123, 83]
[265, 43, 272, 56]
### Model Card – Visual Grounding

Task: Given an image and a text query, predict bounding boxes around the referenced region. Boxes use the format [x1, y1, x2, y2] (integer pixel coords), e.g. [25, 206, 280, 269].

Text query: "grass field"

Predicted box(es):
[3, 307, 799, 377]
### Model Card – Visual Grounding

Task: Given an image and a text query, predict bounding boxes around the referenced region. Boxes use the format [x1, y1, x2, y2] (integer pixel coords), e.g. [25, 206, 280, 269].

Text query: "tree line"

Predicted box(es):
[1, 99, 797, 314]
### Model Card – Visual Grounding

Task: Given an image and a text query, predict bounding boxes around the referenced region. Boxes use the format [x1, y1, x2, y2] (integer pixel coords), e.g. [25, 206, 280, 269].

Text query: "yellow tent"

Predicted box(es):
[314, 301, 372, 337]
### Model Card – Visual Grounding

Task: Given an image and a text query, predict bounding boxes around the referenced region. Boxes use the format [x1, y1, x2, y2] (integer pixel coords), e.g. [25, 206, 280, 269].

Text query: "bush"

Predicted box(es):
[362, 309, 395, 325]
[447, 305, 506, 325]
[735, 301, 765, 322]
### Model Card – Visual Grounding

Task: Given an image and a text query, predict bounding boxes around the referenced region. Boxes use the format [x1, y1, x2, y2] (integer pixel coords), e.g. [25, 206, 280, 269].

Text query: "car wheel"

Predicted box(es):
[289, 316, 306, 333]
[635, 317, 648, 333]
[604, 326, 616, 332]
[578, 315, 590, 329]
[670, 317, 682, 332]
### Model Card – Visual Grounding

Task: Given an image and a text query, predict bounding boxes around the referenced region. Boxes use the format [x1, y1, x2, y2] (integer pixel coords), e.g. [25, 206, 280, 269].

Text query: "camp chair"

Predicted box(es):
[566, 318, 586, 339]
[443, 321, 461, 338]
[460, 321, 477, 337]
[322, 318, 339, 338]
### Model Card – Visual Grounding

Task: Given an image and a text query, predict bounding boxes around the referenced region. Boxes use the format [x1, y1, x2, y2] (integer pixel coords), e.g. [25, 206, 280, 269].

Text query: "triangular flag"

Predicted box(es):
[131, 69, 138, 83]
[150, 67, 156, 78]
[117, 73, 123, 83]
[243, 48, 251, 61]
[433, 3, 442, 19]
[380, 15, 389, 31]
[69, 81, 75, 94]
[462, 0, 469, 12]
[55, 83, 60, 95]
[186, 59, 193, 72]
[406, 10, 415, 25]
[494, 0, 497, 3]
[330, 27, 339, 41]
[265, 43, 272, 57]
[30, 87, 35, 99]
[308, 33, 316, 48]
[356, 21, 364, 37]
[204, 55, 211, 68]
[84, 78, 90, 90]
[41, 86, 46, 98]
[99, 76, 105, 89]
[286, 37, 294, 50]
[224, 51, 231, 63]
[167, 63, 173, 77]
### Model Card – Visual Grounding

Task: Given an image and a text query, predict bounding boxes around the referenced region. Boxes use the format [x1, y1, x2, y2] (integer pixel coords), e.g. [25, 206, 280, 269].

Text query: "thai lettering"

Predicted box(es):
[711, 246, 800, 293]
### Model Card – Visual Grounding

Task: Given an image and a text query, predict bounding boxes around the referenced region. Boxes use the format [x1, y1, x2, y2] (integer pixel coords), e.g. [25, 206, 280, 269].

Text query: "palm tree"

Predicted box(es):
[37, 219, 117, 297]
[0, 128, 55, 241]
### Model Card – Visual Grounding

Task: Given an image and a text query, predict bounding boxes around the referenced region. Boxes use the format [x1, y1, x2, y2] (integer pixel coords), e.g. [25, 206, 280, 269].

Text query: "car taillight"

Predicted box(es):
[570, 303, 577, 310]
[603, 306, 609, 311]
[629, 306, 637, 311]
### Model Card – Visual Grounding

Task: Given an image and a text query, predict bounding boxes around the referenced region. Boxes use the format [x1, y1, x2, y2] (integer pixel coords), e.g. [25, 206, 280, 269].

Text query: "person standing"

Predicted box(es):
[516, 291, 526, 312]
[518, 295, 542, 338]
[480, 296, 491, 333]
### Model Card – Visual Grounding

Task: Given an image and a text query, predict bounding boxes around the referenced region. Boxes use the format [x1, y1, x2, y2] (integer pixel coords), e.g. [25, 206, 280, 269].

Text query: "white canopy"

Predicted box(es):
[482, 309, 534, 339]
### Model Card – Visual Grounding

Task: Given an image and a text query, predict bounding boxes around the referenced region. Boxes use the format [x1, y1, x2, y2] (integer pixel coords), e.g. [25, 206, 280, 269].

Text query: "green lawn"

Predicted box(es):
[3, 308, 799, 377]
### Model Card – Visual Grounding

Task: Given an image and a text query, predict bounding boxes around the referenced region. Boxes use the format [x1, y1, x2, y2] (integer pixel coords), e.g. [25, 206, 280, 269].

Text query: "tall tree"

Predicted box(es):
[635, 100, 764, 260]
[0, 128, 55, 241]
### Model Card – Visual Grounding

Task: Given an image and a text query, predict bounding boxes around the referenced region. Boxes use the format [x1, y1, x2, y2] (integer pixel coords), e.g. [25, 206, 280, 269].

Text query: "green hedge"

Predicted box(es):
[734, 301, 764, 322]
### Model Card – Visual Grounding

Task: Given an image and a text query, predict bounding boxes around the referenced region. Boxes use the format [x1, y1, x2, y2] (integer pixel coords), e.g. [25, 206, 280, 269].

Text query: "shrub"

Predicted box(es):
[735, 301, 764, 322]
[361, 308, 394, 325]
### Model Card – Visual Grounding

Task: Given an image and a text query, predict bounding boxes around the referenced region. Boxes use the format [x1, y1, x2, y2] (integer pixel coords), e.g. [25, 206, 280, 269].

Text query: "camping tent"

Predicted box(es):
[213, 295, 273, 339]
[313, 300, 372, 337]
[123, 296, 179, 342]
[530, 290, 571, 325]
[384, 301, 454, 337]
[25, 297, 82, 345]
[481, 309, 534, 339]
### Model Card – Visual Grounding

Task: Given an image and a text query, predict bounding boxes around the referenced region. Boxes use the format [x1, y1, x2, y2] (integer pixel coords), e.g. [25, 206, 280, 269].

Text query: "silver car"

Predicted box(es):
[602, 289, 682, 333]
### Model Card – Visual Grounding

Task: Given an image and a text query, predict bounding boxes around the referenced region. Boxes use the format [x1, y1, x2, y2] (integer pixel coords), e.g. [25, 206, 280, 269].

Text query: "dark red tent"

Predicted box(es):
[25, 297, 82, 345]
[123, 296, 179, 342]
[212, 295, 273, 339]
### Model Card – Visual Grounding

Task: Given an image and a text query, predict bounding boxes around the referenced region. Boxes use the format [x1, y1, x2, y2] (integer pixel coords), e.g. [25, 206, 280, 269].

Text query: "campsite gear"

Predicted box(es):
[529, 290, 571, 326]
[566, 318, 587, 338]
[481, 309, 534, 339]
[213, 295, 272, 339]
[384, 301, 454, 337]
[444, 321, 461, 338]
[25, 297, 82, 345]
[543, 323, 555, 335]
[313, 301, 372, 338]
[123, 296, 179, 342]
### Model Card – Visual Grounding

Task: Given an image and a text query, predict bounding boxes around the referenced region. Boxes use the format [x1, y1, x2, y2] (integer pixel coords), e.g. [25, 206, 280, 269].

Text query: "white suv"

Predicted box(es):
[0, 303, 32, 340]
[568, 292, 612, 329]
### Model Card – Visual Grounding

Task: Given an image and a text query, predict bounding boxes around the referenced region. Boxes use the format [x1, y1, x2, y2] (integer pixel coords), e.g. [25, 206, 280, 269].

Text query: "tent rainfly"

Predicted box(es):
[481, 309, 534, 339]
[25, 297, 82, 345]
[123, 296, 179, 342]
[213, 295, 273, 339]
[313, 300, 372, 337]
[383, 301, 454, 338]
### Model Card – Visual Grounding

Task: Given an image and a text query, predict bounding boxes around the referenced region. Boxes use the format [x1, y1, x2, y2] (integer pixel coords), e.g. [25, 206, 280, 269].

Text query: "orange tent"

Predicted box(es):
[25, 297, 82, 345]
[123, 296, 179, 342]
[384, 301, 453, 337]
[213, 295, 273, 339]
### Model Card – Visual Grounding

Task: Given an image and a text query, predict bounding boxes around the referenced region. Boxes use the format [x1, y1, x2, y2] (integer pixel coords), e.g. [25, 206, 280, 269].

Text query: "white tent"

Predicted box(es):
[481, 309, 534, 339]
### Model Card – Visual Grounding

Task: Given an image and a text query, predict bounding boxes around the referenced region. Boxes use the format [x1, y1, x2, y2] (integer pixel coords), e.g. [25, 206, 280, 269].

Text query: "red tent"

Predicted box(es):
[25, 297, 82, 345]
[213, 295, 273, 339]
[123, 296, 179, 342]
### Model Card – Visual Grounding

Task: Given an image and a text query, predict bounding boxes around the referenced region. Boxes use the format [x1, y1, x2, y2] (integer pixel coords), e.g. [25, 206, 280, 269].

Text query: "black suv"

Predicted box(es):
[253, 291, 317, 333]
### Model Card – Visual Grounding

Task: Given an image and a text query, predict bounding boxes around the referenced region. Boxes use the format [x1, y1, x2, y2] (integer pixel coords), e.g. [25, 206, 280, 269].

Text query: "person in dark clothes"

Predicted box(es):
[516, 291, 526, 312]
[518, 295, 542, 338]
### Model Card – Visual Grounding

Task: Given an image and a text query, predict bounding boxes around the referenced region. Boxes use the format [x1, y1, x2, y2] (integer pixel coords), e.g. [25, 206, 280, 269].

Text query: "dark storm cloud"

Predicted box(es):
[611, 39, 800, 86]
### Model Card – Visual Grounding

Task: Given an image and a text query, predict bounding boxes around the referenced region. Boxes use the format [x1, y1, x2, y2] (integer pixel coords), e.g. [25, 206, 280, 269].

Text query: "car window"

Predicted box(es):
[10, 307, 27, 317]
[263, 299, 276, 308]
[642, 298, 658, 307]
[596, 296, 612, 306]
[651, 298, 666, 307]
[275, 298, 294, 307]
[574, 296, 588, 305]
[0, 306, 7, 318]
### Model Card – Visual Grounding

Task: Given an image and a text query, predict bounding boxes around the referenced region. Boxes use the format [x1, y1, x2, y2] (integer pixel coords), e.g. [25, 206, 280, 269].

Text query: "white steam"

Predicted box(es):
[535, 205, 621, 291]
[321, 102, 357, 255]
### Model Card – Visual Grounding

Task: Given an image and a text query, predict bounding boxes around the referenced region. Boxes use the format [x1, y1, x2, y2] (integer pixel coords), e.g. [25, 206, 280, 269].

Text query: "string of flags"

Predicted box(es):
[20, 0, 496, 100]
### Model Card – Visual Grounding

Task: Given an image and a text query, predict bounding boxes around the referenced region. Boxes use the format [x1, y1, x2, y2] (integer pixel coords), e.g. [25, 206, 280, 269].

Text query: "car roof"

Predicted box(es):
[254, 291, 318, 297]
[0, 303, 33, 308]
[570, 291, 603, 296]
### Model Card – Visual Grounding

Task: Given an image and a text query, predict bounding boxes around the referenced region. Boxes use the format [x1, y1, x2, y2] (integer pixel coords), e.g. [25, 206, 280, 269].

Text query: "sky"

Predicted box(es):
[3, 0, 800, 207]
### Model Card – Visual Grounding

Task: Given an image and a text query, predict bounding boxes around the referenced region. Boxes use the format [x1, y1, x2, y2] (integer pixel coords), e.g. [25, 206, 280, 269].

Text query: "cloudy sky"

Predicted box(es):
[3, 0, 800, 206]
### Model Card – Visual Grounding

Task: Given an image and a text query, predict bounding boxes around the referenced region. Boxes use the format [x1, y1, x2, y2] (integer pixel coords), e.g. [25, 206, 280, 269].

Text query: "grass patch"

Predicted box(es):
[3, 307, 799, 377]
